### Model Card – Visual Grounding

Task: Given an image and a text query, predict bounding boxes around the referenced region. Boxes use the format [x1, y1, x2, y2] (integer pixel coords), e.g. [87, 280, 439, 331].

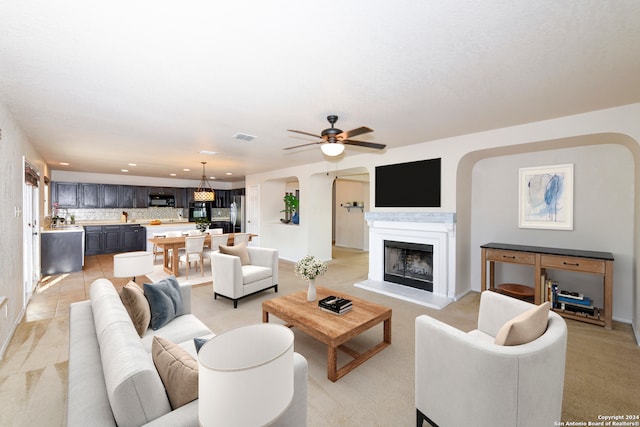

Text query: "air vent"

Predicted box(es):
[232, 133, 257, 141]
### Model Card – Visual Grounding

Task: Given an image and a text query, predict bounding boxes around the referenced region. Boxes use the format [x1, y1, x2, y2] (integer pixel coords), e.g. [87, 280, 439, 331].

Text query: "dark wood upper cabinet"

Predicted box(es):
[79, 183, 101, 208]
[102, 185, 119, 208]
[53, 182, 79, 208]
[119, 186, 135, 208]
[134, 186, 148, 208]
[174, 188, 186, 208]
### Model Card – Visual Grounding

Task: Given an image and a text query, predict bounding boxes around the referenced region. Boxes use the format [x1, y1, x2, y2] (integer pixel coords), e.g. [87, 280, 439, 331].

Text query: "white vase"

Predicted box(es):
[307, 279, 316, 302]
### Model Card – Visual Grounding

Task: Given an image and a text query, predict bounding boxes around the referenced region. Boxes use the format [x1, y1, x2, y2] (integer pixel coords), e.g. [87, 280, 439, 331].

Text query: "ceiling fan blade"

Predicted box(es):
[337, 126, 373, 140]
[287, 129, 323, 139]
[283, 141, 323, 150]
[343, 139, 386, 150]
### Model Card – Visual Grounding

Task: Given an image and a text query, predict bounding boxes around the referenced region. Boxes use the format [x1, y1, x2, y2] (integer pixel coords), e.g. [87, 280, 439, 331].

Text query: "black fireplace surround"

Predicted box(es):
[384, 240, 434, 292]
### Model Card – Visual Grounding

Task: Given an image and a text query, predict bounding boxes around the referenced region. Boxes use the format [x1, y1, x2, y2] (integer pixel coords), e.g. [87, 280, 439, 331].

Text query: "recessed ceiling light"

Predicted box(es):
[183, 168, 191, 172]
[128, 163, 137, 166]
[199, 150, 217, 155]
[59, 162, 69, 166]
[170, 173, 177, 177]
[210, 176, 216, 180]
[226, 172, 233, 175]
[121, 169, 128, 173]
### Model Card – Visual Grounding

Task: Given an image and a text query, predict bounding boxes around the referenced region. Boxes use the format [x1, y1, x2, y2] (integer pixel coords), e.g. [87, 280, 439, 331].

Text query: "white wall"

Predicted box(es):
[470, 144, 634, 322]
[0, 101, 47, 357]
[246, 103, 640, 343]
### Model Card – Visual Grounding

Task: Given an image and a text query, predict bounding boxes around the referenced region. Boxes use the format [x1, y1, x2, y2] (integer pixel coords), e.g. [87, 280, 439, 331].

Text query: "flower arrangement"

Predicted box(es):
[294, 255, 327, 281]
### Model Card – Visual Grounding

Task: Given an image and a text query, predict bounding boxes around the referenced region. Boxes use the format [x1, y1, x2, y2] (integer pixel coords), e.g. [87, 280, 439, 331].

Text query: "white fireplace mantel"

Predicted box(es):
[356, 212, 456, 309]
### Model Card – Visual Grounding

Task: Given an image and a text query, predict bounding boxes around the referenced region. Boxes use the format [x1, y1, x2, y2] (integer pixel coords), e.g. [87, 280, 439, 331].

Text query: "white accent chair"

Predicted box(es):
[415, 291, 567, 427]
[179, 235, 206, 279]
[210, 246, 278, 308]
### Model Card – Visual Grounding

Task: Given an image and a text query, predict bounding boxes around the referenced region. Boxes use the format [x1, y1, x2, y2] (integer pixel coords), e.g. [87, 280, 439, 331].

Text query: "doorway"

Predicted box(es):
[23, 158, 40, 306]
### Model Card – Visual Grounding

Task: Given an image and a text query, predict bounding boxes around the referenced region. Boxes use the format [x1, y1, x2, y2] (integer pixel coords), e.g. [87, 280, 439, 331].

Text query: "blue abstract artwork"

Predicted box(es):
[519, 164, 573, 230]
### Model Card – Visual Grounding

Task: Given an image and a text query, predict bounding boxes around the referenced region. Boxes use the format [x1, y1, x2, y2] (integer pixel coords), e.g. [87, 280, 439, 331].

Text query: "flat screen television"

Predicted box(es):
[375, 158, 441, 207]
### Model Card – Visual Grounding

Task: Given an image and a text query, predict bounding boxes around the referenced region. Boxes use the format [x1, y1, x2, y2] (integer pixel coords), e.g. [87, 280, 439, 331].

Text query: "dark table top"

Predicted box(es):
[481, 242, 614, 261]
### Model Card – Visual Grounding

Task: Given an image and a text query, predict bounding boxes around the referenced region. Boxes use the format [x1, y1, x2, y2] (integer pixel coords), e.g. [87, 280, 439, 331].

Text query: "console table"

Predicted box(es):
[481, 243, 614, 329]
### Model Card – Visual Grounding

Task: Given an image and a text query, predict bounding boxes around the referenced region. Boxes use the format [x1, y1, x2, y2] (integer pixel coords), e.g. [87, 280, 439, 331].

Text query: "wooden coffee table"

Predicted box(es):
[262, 286, 392, 382]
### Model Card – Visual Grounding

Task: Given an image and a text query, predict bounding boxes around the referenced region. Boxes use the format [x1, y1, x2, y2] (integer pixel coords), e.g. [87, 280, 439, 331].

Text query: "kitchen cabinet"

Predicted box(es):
[174, 188, 186, 208]
[102, 185, 120, 208]
[211, 221, 233, 233]
[121, 224, 146, 251]
[215, 189, 230, 208]
[79, 183, 101, 208]
[84, 224, 145, 255]
[41, 228, 84, 274]
[52, 182, 79, 208]
[119, 186, 135, 208]
[135, 186, 148, 208]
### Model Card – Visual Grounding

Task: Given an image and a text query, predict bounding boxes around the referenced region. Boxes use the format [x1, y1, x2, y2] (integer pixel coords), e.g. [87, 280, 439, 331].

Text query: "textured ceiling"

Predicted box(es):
[1, 1, 639, 182]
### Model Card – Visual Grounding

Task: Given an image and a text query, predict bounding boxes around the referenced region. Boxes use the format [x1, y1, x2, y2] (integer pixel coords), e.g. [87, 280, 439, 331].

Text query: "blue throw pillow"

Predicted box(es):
[144, 276, 184, 330]
[193, 337, 210, 353]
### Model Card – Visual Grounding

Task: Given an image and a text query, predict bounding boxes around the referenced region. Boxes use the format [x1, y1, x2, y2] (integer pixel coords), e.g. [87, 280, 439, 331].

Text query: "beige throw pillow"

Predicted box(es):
[494, 301, 550, 346]
[119, 281, 151, 337]
[151, 336, 198, 409]
[219, 241, 251, 265]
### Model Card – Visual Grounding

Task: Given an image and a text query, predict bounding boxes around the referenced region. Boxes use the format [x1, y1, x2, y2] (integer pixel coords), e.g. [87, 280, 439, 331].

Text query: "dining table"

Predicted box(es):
[148, 233, 255, 277]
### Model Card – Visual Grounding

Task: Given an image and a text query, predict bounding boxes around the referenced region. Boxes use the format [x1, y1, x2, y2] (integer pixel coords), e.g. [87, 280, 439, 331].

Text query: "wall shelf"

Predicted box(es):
[341, 203, 364, 213]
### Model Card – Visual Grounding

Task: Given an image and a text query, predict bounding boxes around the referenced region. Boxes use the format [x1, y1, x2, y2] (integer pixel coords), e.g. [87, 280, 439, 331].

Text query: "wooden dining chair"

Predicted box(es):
[233, 233, 250, 246]
[179, 235, 206, 279]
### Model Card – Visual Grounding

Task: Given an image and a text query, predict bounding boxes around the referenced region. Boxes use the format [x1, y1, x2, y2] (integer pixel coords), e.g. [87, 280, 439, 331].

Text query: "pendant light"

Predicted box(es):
[194, 162, 215, 202]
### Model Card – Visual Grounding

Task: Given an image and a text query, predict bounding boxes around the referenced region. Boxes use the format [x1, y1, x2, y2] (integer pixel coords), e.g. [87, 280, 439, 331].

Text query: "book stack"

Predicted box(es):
[556, 290, 595, 316]
[318, 295, 353, 315]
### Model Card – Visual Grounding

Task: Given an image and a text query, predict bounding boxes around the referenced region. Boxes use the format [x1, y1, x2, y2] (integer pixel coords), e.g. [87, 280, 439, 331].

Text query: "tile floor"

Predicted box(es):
[0, 254, 129, 426]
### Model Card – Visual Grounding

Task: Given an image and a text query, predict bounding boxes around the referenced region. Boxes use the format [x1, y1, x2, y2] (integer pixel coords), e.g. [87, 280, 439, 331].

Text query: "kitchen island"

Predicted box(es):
[41, 226, 85, 275]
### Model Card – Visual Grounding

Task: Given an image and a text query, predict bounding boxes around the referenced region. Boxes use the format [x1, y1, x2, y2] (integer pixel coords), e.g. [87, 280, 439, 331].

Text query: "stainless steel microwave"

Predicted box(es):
[149, 194, 175, 207]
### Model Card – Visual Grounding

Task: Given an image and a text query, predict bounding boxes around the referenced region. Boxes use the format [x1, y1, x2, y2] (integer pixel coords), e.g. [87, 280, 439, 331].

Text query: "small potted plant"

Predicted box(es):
[281, 193, 299, 224]
[195, 218, 211, 233]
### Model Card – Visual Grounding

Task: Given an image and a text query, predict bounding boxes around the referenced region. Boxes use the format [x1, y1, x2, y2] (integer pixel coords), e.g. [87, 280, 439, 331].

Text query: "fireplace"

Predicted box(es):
[384, 240, 433, 292]
[355, 212, 456, 309]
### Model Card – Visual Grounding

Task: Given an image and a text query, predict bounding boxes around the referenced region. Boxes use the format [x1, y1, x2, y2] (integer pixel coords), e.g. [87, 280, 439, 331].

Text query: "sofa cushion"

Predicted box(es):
[144, 276, 185, 330]
[120, 282, 151, 337]
[219, 241, 251, 265]
[141, 314, 213, 352]
[152, 336, 199, 410]
[242, 265, 273, 285]
[494, 301, 550, 346]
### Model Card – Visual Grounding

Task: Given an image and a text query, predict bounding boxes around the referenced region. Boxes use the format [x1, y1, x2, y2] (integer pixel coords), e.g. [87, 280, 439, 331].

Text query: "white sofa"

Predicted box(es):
[415, 291, 567, 427]
[67, 278, 307, 426]
[211, 246, 279, 308]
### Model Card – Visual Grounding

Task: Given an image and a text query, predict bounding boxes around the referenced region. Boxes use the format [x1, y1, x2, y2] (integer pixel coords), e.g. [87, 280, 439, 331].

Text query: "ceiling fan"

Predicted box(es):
[285, 115, 386, 156]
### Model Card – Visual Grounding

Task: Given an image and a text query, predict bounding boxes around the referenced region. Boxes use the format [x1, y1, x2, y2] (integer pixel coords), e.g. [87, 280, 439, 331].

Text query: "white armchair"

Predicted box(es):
[415, 291, 567, 427]
[210, 246, 279, 308]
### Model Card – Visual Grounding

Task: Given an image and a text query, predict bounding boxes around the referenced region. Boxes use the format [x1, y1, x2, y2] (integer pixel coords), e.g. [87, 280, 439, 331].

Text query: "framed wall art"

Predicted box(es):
[519, 164, 573, 230]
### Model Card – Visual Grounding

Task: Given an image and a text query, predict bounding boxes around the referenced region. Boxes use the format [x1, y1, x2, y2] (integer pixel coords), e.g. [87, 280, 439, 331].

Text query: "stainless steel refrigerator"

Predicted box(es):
[230, 195, 245, 233]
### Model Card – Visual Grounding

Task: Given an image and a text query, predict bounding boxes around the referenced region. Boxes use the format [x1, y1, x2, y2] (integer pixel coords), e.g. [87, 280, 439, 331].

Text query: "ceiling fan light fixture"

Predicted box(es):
[321, 142, 345, 157]
[194, 161, 215, 201]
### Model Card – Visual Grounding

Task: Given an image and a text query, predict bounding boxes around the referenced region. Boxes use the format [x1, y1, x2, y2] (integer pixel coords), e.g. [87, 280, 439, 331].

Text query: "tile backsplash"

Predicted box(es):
[61, 207, 186, 222]
[53, 207, 232, 223]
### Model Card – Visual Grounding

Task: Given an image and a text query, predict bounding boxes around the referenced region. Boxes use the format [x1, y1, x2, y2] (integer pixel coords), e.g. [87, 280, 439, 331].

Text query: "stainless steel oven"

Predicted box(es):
[188, 202, 212, 222]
